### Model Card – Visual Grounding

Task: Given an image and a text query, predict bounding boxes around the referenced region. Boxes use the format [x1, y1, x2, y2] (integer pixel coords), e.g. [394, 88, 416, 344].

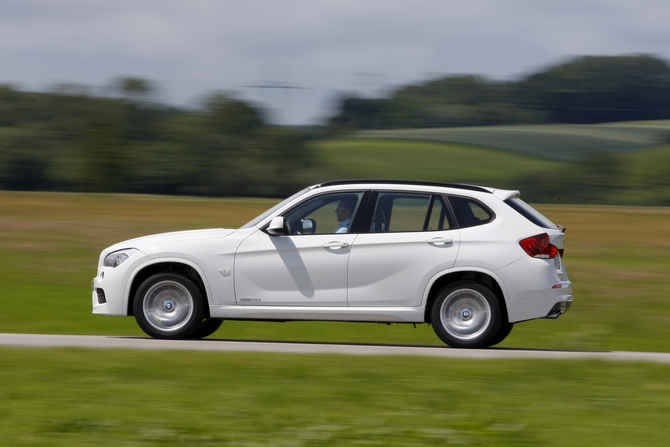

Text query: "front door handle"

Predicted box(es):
[322, 241, 349, 249]
[426, 237, 453, 245]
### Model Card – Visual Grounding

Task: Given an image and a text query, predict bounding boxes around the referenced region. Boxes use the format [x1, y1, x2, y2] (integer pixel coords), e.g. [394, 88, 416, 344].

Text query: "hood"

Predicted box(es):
[105, 228, 237, 253]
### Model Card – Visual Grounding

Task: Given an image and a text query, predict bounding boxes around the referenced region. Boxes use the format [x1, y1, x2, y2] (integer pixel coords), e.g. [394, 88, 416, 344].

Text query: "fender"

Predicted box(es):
[121, 256, 213, 316]
[420, 266, 511, 309]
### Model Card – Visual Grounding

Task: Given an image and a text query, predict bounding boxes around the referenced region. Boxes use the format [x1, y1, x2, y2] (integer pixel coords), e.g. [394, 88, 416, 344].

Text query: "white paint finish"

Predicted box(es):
[497, 255, 572, 322]
[453, 206, 535, 273]
[92, 181, 575, 345]
[347, 230, 460, 307]
[234, 230, 357, 306]
[92, 250, 151, 316]
[105, 228, 236, 255]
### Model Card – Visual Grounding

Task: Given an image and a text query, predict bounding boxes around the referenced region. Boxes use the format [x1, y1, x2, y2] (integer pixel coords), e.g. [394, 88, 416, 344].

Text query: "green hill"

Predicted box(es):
[312, 123, 670, 205]
[310, 139, 566, 187]
[353, 121, 670, 161]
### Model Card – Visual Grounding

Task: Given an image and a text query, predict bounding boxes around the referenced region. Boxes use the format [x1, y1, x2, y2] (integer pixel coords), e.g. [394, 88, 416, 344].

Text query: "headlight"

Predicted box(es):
[104, 249, 138, 268]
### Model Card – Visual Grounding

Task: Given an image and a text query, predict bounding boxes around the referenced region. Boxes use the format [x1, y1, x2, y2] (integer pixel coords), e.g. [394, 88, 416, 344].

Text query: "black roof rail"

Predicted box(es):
[315, 179, 492, 193]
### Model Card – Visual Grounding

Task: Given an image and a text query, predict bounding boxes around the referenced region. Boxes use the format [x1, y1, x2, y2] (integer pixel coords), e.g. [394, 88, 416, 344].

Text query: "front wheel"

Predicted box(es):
[134, 273, 206, 339]
[490, 322, 514, 347]
[431, 280, 502, 348]
[188, 318, 224, 339]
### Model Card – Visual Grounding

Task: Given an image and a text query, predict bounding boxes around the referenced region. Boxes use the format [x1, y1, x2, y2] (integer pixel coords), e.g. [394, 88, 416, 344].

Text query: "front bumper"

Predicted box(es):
[92, 249, 149, 316]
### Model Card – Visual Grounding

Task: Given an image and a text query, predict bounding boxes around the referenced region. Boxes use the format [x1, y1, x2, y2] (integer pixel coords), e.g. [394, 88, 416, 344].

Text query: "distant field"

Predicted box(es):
[1, 191, 669, 352]
[311, 139, 566, 186]
[353, 120, 670, 161]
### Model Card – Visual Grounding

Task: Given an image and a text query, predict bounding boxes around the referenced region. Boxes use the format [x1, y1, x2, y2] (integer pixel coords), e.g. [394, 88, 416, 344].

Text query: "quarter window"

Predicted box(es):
[449, 196, 493, 228]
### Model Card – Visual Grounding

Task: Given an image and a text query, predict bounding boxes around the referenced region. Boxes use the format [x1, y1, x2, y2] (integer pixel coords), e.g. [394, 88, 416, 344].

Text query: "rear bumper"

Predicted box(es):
[544, 294, 573, 319]
[497, 253, 573, 322]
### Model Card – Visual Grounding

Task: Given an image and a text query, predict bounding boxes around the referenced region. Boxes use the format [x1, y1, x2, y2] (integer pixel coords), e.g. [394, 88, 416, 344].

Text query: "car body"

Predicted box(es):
[92, 180, 573, 348]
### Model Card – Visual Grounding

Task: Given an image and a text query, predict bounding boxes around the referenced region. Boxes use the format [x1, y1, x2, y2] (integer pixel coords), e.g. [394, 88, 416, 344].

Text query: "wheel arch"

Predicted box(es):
[125, 259, 211, 317]
[423, 269, 509, 324]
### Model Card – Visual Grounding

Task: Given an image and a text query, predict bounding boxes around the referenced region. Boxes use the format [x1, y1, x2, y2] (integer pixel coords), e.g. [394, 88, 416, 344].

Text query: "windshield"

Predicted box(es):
[240, 187, 311, 229]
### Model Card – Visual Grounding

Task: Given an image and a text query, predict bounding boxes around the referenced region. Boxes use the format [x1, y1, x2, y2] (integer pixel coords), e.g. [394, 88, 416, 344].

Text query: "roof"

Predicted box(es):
[314, 179, 493, 194]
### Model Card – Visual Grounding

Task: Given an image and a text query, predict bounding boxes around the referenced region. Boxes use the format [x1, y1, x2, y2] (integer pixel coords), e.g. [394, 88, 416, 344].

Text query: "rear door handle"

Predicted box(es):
[426, 237, 453, 245]
[322, 241, 349, 249]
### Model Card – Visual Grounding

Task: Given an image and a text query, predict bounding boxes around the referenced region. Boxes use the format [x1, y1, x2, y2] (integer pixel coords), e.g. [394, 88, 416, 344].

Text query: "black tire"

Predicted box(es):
[133, 272, 206, 339]
[431, 280, 502, 348]
[188, 318, 224, 339]
[489, 322, 514, 347]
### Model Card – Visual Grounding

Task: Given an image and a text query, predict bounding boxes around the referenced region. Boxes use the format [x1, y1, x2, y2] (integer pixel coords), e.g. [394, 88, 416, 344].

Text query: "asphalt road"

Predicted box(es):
[2, 333, 670, 363]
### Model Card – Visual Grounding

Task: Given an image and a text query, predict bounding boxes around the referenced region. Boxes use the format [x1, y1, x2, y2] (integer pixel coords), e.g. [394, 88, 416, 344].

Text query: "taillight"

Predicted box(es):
[519, 233, 558, 259]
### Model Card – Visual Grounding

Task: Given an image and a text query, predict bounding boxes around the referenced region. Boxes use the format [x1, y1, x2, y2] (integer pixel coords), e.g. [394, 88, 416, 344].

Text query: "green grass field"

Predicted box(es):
[353, 120, 670, 161]
[2, 348, 670, 446]
[1, 191, 669, 352]
[2, 192, 670, 445]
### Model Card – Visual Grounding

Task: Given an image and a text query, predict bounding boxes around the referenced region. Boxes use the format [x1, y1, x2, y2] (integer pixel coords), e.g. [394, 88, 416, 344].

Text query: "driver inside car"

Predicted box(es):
[335, 197, 356, 233]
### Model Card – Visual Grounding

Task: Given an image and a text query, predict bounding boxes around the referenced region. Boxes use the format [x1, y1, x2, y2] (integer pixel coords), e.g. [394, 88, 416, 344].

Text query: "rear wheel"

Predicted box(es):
[134, 273, 206, 339]
[431, 280, 502, 348]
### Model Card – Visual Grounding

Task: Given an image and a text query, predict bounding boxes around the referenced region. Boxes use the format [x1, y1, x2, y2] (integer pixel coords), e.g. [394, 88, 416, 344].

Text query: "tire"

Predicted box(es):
[431, 280, 502, 348]
[489, 322, 514, 347]
[188, 318, 224, 339]
[134, 273, 206, 339]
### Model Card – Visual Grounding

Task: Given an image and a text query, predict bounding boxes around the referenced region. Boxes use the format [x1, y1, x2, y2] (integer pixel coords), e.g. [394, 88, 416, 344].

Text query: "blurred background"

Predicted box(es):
[1, 1, 670, 204]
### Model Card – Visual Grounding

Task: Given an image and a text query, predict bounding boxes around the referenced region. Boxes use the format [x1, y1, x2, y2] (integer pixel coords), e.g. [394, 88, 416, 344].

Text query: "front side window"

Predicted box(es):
[241, 187, 310, 229]
[282, 192, 363, 235]
[370, 193, 452, 233]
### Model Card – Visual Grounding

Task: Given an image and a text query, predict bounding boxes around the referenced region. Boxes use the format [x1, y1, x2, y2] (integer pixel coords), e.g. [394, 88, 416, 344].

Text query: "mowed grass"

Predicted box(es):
[2, 348, 670, 446]
[1, 191, 670, 352]
[311, 139, 565, 185]
[354, 120, 670, 161]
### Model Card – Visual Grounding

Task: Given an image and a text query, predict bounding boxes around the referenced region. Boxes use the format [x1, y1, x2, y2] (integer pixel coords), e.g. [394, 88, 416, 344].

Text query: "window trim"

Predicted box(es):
[424, 195, 453, 232]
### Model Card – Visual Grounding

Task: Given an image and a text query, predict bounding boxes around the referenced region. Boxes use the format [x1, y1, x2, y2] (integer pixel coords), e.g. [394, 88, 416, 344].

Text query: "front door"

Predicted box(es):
[234, 192, 363, 306]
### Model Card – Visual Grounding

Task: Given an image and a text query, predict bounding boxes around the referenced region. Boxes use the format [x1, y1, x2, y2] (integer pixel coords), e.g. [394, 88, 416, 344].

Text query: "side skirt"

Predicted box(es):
[209, 305, 425, 323]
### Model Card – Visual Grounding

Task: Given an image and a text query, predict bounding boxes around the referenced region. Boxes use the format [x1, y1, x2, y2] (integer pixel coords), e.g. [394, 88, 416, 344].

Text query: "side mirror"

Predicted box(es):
[266, 216, 286, 236]
[301, 218, 316, 235]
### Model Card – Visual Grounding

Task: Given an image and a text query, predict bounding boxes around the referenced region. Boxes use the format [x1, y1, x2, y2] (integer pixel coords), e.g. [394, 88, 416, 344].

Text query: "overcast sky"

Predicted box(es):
[2, 0, 670, 124]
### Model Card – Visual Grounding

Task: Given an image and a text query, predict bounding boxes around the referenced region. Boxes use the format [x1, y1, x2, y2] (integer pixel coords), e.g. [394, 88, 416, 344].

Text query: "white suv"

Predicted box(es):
[92, 180, 573, 348]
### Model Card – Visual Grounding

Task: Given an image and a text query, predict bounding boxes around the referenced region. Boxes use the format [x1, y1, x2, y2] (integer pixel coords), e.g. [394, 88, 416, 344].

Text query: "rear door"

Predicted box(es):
[347, 192, 460, 307]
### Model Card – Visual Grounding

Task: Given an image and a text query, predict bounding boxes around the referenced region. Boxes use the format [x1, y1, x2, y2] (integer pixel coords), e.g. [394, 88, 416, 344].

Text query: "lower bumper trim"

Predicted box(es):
[544, 299, 572, 319]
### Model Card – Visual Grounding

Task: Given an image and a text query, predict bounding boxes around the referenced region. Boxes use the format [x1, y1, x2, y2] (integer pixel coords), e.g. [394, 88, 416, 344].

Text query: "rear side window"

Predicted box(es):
[449, 196, 494, 228]
[371, 193, 429, 232]
[505, 198, 557, 229]
[369, 193, 454, 233]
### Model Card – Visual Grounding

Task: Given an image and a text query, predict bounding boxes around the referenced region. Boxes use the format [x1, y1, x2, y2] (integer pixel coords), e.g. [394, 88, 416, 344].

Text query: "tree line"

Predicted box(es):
[1, 54, 670, 200]
[0, 82, 312, 197]
[329, 55, 670, 130]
